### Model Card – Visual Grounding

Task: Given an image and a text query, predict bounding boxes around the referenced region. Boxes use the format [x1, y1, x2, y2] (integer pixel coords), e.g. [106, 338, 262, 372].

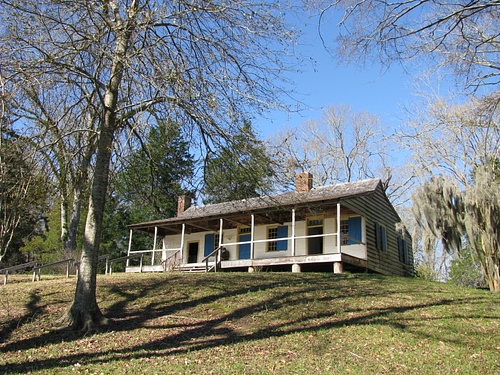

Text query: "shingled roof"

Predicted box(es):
[129, 178, 383, 229]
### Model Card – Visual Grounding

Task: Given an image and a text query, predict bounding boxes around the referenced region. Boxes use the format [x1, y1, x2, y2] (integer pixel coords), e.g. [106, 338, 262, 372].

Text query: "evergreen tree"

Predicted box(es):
[101, 121, 195, 261]
[114, 121, 195, 221]
[203, 120, 274, 204]
[448, 246, 487, 289]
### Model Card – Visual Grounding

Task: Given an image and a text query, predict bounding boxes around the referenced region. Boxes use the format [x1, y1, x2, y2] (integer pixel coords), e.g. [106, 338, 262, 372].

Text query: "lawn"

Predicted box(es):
[1, 272, 499, 374]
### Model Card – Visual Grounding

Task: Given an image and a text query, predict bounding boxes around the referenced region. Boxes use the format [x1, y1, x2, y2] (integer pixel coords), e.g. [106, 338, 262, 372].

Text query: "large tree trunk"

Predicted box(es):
[62, 124, 115, 331]
[480, 238, 500, 293]
[62, 5, 137, 330]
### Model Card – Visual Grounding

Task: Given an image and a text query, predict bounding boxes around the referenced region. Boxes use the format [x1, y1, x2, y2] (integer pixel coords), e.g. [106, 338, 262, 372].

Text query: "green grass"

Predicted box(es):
[1, 272, 499, 374]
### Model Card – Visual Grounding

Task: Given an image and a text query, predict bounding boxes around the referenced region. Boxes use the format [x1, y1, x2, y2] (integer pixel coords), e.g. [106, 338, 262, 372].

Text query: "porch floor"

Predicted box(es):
[125, 253, 367, 273]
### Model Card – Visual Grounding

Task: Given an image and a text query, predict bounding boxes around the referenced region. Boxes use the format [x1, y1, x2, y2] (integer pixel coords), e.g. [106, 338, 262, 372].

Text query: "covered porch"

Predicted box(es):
[126, 199, 368, 274]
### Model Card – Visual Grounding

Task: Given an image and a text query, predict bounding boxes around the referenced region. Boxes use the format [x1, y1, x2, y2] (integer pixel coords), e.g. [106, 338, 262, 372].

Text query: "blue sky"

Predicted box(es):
[253, 13, 420, 139]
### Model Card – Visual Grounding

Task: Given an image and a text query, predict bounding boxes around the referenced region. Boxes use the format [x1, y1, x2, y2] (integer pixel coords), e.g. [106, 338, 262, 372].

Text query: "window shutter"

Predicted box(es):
[348, 217, 362, 244]
[276, 225, 288, 251]
[204, 234, 214, 256]
[381, 226, 387, 252]
[398, 237, 403, 262]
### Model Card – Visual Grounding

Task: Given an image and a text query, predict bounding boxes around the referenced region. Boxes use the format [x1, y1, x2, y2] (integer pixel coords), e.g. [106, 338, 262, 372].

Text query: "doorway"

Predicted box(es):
[307, 217, 324, 255]
[238, 227, 251, 259]
[188, 242, 199, 263]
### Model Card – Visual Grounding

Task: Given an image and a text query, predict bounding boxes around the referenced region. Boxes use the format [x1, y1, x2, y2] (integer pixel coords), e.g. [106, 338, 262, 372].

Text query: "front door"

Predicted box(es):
[307, 217, 324, 255]
[239, 234, 251, 259]
[188, 242, 199, 263]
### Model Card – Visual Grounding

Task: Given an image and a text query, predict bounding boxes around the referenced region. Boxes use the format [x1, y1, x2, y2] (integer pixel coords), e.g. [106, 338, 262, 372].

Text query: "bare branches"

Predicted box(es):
[313, 0, 500, 94]
[401, 96, 500, 187]
[0, 0, 299, 329]
[269, 104, 405, 197]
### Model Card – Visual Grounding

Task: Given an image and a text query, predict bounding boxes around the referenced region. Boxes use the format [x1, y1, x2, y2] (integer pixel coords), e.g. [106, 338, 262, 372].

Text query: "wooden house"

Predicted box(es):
[126, 173, 414, 276]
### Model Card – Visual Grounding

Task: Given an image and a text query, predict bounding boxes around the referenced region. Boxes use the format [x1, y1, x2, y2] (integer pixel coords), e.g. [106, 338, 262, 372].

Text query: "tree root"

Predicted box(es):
[56, 305, 111, 333]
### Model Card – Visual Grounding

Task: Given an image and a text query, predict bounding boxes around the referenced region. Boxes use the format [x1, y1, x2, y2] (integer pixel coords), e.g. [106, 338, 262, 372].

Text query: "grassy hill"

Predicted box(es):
[1, 272, 499, 374]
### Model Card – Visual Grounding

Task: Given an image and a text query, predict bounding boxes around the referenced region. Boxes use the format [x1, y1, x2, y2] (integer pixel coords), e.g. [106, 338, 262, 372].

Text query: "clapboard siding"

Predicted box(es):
[129, 178, 414, 277]
[344, 185, 414, 276]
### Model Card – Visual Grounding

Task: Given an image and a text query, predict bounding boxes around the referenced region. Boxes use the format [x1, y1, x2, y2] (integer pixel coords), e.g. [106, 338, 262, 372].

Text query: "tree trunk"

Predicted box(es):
[62, 6, 137, 329]
[63, 186, 83, 260]
[62, 122, 115, 330]
[63, 114, 96, 260]
[481, 238, 500, 293]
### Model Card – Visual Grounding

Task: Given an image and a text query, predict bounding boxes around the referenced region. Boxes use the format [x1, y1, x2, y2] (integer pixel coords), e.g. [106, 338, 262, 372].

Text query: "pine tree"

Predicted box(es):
[203, 121, 273, 204]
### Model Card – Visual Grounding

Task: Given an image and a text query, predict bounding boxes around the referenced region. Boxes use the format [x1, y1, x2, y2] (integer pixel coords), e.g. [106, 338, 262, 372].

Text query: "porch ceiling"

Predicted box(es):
[129, 202, 359, 236]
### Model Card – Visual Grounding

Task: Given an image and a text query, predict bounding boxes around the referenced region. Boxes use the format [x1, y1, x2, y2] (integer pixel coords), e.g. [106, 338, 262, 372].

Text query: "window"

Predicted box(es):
[268, 227, 278, 251]
[340, 220, 349, 245]
[398, 237, 409, 264]
[214, 233, 222, 249]
[308, 218, 323, 227]
[340, 217, 362, 245]
[267, 225, 288, 252]
[375, 223, 387, 252]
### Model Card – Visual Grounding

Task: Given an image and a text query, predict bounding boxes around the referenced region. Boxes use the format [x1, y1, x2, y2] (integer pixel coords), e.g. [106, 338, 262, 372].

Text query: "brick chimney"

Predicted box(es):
[296, 172, 313, 193]
[177, 195, 192, 216]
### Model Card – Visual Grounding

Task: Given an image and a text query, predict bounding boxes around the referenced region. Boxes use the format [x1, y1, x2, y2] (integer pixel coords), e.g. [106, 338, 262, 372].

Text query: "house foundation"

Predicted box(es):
[333, 261, 343, 274]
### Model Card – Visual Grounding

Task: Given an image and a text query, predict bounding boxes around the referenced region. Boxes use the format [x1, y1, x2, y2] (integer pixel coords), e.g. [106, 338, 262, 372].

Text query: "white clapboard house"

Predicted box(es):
[126, 173, 413, 276]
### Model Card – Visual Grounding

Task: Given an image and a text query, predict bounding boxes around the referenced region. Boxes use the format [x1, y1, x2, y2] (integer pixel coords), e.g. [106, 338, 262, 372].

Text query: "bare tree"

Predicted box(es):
[0, 0, 297, 330]
[402, 96, 500, 186]
[270, 104, 410, 204]
[7, 77, 98, 260]
[310, 0, 500, 95]
[0, 129, 48, 263]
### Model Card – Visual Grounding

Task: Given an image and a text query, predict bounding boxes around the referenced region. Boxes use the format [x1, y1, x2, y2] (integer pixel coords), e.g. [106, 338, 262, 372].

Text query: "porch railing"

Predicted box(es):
[109, 254, 144, 274]
[201, 246, 224, 272]
[162, 250, 181, 271]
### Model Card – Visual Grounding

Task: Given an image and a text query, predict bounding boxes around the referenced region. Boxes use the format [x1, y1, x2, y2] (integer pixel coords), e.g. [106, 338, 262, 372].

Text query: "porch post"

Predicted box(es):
[250, 214, 255, 259]
[337, 203, 341, 253]
[127, 229, 133, 267]
[219, 218, 223, 247]
[152, 226, 158, 266]
[291, 209, 296, 256]
[334, 202, 343, 274]
[218, 219, 224, 268]
[180, 223, 186, 264]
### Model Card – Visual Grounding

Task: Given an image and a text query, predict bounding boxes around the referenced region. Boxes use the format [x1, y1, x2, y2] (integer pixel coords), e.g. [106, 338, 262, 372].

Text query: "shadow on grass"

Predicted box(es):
[0, 289, 42, 344]
[0, 273, 496, 373]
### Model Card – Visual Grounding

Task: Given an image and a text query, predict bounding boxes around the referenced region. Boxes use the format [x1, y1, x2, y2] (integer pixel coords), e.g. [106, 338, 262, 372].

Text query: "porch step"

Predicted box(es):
[177, 264, 215, 273]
